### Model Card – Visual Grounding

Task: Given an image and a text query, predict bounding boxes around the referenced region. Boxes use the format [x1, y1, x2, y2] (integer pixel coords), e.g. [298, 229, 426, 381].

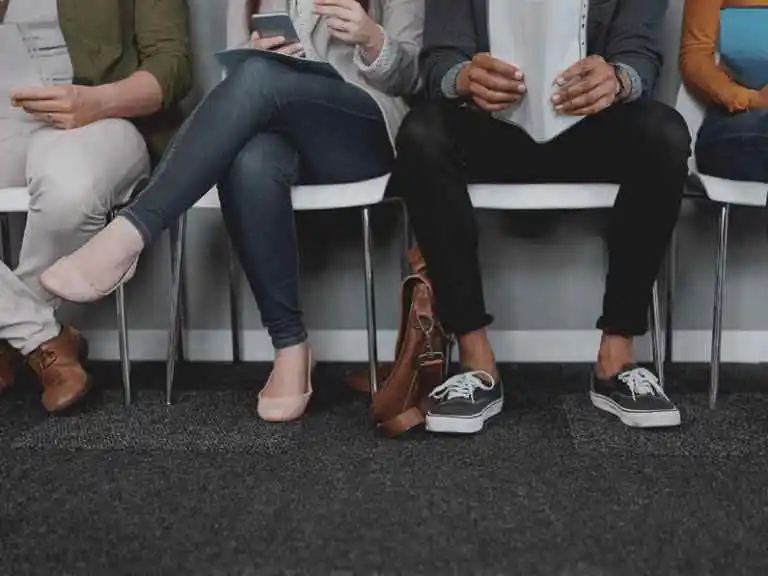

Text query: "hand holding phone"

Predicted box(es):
[250, 14, 304, 57]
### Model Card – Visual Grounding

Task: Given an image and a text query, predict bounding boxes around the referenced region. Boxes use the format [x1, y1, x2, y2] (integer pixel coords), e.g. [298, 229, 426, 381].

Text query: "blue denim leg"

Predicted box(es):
[696, 107, 768, 183]
[218, 133, 307, 350]
[122, 56, 389, 244]
[215, 66, 392, 350]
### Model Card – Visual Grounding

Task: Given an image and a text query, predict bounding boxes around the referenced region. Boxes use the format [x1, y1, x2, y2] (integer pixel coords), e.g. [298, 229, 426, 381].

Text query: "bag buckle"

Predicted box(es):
[417, 351, 443, 367]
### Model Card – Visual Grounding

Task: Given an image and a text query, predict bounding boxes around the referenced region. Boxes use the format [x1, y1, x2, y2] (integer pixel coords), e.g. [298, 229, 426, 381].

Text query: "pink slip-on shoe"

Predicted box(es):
[257, 349, 314, 422]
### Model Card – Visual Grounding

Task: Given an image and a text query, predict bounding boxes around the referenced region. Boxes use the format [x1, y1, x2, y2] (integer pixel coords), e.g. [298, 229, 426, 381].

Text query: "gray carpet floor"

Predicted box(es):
[2, 362, 768, 576]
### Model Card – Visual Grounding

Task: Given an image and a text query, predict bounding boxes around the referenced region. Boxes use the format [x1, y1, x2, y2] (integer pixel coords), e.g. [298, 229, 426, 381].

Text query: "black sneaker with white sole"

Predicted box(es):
[590, 364, 680, 428]
[425, 370, 504, 434]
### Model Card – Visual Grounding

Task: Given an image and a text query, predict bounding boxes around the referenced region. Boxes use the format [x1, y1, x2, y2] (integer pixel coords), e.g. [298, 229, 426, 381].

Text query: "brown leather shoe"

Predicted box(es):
[0, 340, 21, 393]
[26, 326, 91, 413]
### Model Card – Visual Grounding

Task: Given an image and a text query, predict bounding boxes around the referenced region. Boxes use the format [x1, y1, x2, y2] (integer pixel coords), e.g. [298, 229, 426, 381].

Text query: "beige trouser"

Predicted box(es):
[0, 117, 150, 354]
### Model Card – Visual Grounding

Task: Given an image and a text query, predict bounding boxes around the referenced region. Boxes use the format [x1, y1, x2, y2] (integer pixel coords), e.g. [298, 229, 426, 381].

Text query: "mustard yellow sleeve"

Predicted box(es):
[679, 0, 761, 112]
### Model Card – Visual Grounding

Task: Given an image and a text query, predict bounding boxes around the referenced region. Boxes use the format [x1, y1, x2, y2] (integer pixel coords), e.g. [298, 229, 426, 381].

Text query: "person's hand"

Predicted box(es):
[10, 84, 104, 129]
[755, 86, 768, 108]
[249, 31, 305, 57]
[313, 0, 383, 53]
[456, 53, 526, 112]
[552, 55, 620, 116]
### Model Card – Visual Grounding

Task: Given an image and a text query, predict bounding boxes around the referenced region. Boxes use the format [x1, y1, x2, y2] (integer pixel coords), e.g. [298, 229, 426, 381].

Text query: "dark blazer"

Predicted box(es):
[421, 0, 669, 101]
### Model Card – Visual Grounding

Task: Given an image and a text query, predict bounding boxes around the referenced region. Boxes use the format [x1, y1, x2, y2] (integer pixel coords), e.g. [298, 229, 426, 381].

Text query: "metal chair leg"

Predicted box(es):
[166, 214, 186, 405]
[105, 208, 132, 405]
[227, 239, 241, 363]
[115, 283, 131, 406]
[710, 204, 730, 409]
[362, 207, 379, 395]
[0, 213, 12, 266]
[649, 280, 664, 388]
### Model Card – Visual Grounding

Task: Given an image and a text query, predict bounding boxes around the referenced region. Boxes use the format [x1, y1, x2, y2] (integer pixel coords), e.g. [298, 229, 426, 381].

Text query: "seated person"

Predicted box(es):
[680, 0, 768, 183]
[40, 0, 425, 422]
[384, 0, 691, 434]
[0, 0, 191, 413]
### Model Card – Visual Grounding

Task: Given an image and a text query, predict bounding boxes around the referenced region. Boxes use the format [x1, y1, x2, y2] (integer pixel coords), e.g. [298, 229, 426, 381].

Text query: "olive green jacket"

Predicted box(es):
[58, 0, 193, 163]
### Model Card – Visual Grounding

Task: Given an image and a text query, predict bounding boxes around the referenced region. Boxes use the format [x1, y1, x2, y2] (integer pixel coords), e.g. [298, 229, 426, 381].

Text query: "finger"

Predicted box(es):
[567, 95, 615, 116]
[9, 85, 62, 102]
[325, 17, 353, 33]
[556, 83, 612, 113]
[313, 2, 355, 20]
[472, 96, 514, 113]
[474, 53, 523, 81]
[314, 0, 358, 13]
[553, 74, 601, 104]
[470, 82, 522, 105]
[250, 30, 261, 40]
[555, 55, 601, 85]
[28, 111, 68, 126]
[276, 43, 305, 56]
[256, 35, 287, 50]
[469, 67, 524, 95]
[20, 99, 71, 113]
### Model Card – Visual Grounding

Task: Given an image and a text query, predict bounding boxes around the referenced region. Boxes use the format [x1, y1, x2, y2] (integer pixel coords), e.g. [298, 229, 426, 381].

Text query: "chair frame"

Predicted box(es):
[164, 194, 409, 405]
[675, 83, 768, 408]
[164, 178, 668, 406]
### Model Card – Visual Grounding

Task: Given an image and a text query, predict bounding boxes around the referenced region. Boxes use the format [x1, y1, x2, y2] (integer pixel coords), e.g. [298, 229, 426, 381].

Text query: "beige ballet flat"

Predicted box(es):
[257, 350, 313, 422]
[40, 255, 139, 303]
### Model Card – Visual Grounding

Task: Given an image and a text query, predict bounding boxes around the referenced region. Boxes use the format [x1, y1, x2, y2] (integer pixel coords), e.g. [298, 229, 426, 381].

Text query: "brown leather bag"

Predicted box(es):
[347, 247, 452, 437]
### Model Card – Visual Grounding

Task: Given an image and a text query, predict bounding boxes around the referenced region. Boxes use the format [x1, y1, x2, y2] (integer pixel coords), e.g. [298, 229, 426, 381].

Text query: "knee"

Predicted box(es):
[634, 101, 692, 166]
[27, 166, 106, 231]
[395, 102, 453, 159]
[228, 57, 293, 98]
[220, 134, 298, 202]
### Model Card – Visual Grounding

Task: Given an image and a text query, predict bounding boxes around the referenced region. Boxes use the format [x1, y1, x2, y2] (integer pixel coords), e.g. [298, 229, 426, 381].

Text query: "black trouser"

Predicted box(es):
[388, 99, 691, 338]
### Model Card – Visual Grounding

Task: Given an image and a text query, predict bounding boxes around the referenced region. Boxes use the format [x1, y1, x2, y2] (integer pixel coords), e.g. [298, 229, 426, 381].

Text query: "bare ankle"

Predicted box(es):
[596, 334, 634, 378]
[458, 329, 498, 377]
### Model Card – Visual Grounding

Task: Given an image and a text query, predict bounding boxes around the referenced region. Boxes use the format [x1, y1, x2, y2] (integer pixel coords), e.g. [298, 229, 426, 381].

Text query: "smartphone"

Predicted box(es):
[250, 13, 300, 46]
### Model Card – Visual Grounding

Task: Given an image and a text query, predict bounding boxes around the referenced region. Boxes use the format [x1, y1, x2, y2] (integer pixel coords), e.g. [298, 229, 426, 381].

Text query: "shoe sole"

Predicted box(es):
[590, 392, 681, 428]
[425, 397, 504, 434]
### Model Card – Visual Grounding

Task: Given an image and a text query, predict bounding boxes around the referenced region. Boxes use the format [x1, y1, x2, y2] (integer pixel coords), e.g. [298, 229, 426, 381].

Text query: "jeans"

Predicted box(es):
[696, 106, 768, 183]
[387, 99, 690, 337]
[123, 57, 393, 349]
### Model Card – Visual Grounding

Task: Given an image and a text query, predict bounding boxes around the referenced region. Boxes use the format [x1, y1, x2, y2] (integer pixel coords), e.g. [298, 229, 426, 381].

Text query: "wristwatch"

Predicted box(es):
[612, 63, 630, 102]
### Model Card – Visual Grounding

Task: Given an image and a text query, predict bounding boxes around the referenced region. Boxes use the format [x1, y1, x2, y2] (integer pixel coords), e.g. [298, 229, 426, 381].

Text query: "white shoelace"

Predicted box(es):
[617, 367, 667, 401]
[429, 371, 496, 402]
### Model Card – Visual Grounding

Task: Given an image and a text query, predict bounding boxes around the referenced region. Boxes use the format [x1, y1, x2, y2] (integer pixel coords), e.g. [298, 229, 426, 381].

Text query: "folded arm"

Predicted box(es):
[679, 0, 761, 112]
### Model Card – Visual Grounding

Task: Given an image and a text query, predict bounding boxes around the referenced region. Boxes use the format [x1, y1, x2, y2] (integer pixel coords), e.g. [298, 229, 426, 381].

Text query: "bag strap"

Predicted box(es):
[377, 356, 443, 438]
[0, 0, 10, 24]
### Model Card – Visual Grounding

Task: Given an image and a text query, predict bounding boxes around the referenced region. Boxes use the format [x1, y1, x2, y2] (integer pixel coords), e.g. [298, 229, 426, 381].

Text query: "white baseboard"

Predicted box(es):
[80, 328, 768, 364]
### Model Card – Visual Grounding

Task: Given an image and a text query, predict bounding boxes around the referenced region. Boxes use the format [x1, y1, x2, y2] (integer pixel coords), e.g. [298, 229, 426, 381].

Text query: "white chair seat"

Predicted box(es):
[676, 83, 768, 207]
[197, 179, 621, 212]
[695, 174, 767, 207]
[196, 174, 390, 211]
[469, 183, 619, 210]
[0, 187, 30, 212]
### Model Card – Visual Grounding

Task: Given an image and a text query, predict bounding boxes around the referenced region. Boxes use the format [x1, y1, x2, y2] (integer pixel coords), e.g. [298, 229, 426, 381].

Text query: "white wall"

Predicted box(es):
[15, 0, 768, 364]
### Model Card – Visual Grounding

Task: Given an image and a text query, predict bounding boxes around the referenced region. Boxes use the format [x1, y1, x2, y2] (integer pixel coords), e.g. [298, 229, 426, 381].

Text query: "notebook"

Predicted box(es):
[215, 48, 341, 81]
[488, 0, 588, 142]
[719, 7, 768, 90]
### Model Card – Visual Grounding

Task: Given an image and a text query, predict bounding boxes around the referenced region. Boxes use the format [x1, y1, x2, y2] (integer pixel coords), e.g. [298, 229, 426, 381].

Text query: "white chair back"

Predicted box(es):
[675, 83, 706, 173]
